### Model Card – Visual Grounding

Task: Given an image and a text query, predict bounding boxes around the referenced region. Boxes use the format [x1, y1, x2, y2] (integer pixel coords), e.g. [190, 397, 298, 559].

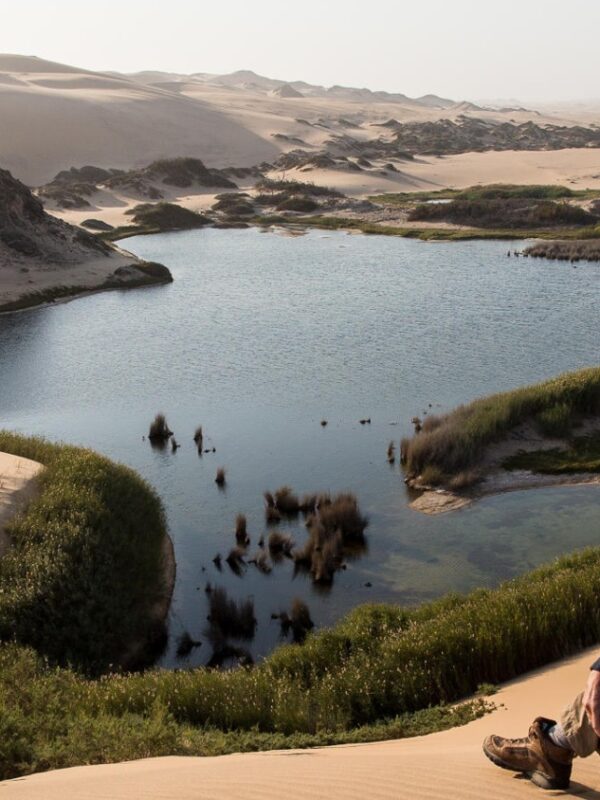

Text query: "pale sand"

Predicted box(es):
[0, 451, 43, 556]
[3, 54, 600, 188]
[3, 647, 600, 798]
[49, 147, 600, 236]
[410, 474, 600, 516]
[0, 247, 169, 313]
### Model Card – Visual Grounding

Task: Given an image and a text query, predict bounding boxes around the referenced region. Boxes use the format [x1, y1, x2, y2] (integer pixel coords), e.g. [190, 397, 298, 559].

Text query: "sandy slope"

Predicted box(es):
[0, 56, 278, 185]
[49, 146, 600, 235]
[3, 54, 600, 188]
[0, 452, 43, 557]
[3, 647, 600, 799]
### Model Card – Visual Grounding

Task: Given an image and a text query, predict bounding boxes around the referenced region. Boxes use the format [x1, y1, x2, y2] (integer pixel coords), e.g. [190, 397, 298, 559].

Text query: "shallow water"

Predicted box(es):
[0, 227, 599, 668]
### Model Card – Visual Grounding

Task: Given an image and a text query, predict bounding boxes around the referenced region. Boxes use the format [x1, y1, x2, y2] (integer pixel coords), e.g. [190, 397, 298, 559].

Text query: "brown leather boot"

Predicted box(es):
[483, 717, 573, 790]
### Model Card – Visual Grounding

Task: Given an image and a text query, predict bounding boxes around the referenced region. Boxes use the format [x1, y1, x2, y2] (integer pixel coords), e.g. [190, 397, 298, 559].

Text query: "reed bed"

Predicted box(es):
[402, 366, 600, 482]
[235, 514, 249, 546]
[207, 588, 256, 640]
[525, 240, 600, 262]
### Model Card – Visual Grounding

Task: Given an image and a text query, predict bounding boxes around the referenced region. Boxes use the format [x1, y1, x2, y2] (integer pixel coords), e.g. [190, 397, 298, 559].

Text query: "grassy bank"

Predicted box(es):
[525, 239, 600, 262]
[369, 184, 600, 207]
[402, 366, 600, 483]
[0, 432, 169, 674]
[5, 544, 600, 777]
[251, 213, 600, 242]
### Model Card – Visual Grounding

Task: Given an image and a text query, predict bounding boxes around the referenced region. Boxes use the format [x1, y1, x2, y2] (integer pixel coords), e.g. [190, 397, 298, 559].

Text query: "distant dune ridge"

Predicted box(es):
[3, 54, 600, 188]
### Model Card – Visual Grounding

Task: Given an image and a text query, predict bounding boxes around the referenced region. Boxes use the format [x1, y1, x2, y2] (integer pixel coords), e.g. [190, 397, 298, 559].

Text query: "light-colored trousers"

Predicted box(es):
[562, 692, 600, 757]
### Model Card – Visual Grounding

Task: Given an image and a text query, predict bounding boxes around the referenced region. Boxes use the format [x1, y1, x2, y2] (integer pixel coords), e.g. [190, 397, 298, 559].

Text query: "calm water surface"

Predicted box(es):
[1, 228, 599, 667]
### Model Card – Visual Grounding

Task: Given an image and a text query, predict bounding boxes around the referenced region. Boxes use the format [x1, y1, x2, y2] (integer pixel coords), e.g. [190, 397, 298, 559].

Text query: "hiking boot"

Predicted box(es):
[483, 717, 573, 790]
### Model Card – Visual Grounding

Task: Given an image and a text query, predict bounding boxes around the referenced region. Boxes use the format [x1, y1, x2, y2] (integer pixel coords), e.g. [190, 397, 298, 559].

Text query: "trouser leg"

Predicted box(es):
[560, 692, 600, 758]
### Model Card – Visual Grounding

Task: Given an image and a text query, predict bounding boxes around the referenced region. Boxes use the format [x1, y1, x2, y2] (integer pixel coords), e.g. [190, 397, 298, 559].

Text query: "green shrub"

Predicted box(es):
[0, 431, 168, 675]
[276, 197, 320, 213]
[125, 202, 210, 230]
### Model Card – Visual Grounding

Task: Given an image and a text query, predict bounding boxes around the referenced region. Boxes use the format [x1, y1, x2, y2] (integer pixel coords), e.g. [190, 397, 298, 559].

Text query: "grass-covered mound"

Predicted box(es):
[408, 197, 598, 229]
[0, 431, 169, 675]
[126, 202, 210, 230]
[525, 239, 600, 262]
[402, 366, 600, 484]
[4, 546, 600, 777]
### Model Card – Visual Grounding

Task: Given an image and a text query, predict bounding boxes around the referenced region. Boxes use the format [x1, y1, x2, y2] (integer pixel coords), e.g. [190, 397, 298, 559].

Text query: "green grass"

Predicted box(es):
[369, 184, 600, 207]
[402, 366, 600, 480]
[6, 542, 600, 776]
[0, 432, 169, 675]
[251, 214, 600, 242]
[504, 432, 600, 474]
[0, 641, 491, 778]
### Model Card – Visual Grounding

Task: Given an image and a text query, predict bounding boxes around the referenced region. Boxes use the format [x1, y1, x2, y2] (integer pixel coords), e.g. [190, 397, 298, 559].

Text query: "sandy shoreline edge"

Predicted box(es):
[410, 470, 600, 515]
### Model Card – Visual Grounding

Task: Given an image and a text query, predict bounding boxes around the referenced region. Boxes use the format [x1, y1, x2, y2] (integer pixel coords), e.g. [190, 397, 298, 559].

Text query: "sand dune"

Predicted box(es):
[0, 451, 43, 557]
[3, 54, 599, 188]
[3, 647, 600, 798]
[0, 56, 278, 185]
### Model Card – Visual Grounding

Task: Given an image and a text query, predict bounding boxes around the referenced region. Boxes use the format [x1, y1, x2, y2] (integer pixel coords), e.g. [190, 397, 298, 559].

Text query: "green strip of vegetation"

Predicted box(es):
[402, 366, 600, 483]
[0, 641, 491, 778]
[0, 432, 169, 675]
[252, 214, 600, 242]
[504, 432, 600, 474]
[6, 541, 600, 776]
[369, 184, 600, 207]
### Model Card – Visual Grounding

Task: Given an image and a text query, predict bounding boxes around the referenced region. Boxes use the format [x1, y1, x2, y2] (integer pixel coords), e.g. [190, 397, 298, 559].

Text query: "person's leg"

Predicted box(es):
[559, 691, 600, 758]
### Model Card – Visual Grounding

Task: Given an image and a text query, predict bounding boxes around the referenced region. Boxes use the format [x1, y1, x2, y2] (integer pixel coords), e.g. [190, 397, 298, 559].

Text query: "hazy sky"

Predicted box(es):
[1, 0, 599, 102]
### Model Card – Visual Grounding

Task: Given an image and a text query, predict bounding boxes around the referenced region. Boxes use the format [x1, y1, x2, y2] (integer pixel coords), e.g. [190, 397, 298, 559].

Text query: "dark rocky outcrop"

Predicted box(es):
[0, 167, 110, 260]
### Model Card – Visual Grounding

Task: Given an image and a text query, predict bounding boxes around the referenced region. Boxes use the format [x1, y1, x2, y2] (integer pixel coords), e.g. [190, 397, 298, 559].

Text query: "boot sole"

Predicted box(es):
[527, 771, 570, 791]
[483, 745, 569, 790]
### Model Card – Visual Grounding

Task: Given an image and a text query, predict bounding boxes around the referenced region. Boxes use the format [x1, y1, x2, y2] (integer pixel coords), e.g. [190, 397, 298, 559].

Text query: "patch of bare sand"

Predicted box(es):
[3, 647, 600, 798]
[0, 452, 43, 556]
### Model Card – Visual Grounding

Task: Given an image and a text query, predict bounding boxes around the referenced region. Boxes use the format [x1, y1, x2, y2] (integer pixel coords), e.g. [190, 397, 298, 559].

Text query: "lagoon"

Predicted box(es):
[0, 227, 599, 667]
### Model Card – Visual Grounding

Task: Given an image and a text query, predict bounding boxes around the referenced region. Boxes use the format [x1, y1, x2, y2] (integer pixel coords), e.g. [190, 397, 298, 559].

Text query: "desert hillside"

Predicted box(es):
[0, 55, 278, 185]
[0, 166, 171, 311]
[3, 55, 600, 187]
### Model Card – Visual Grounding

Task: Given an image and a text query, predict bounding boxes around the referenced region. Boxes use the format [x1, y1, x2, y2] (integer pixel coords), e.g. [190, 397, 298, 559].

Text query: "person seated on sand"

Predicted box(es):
[483, 657, 600, 790]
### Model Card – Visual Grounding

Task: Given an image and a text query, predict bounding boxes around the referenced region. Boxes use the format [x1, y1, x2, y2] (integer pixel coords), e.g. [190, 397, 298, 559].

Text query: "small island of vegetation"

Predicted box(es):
[401, 366, 600, 513]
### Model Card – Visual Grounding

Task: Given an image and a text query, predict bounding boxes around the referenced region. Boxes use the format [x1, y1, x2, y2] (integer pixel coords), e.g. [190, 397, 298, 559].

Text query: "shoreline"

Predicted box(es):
[0, 260, 173, 316]
[409, 469, 600, 515]
[120, 531, 176, 671]
[0, 273, 172, 316]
